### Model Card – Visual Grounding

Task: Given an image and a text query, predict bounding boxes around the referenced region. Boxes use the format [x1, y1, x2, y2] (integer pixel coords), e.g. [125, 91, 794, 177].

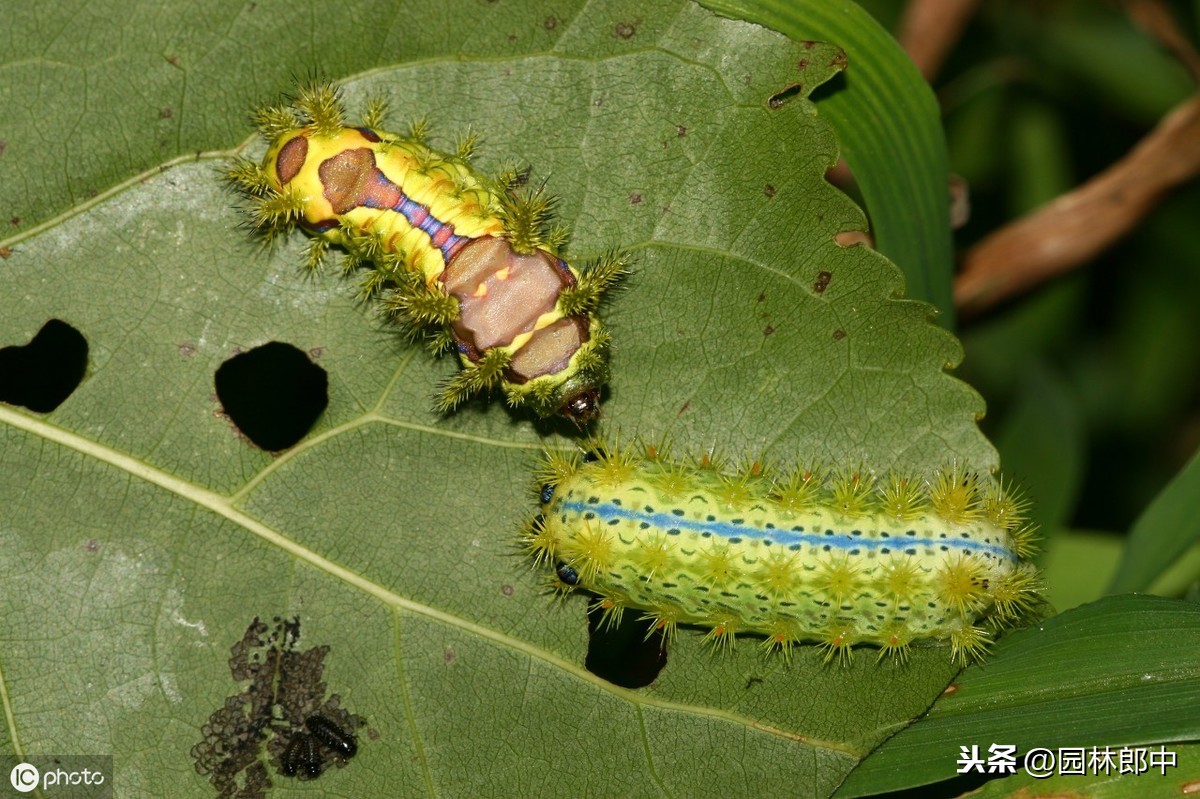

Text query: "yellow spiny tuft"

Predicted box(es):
[771, 466, 824, 514]
[818, 625, 856, 666]
[454, 129, 480, 162]
[713, 472, 758, 509]
[757, 548, 803, 599]
[761, 622, 800, 662]
[592, 597, 625, 631]
[1011, 523, 1041, 560]
[642, 608, 680, 645]
[434, 347, 511, 413]
[830, 467, 875, 517]
[875, 626, 912, 665]
[989, 562, 1042, 621]
[561, 523, 613, 583]
[880, 473, 927, 520]
[692, 449, 727, 473]
[302, 237, 330, 273]
[225, 158, 273, 197]
[949, 623, 990, 665]
[360, 95, 388, 129]
[982, 476, 1030, 532]
[936, 553, 988, 616]
[558, 250, 631, 316]
[500, 181, 558, 254]
[930, 464, 982, 524]
[703, 619, 739, 654]
[407, 115, 431, 144]
[249, 187, 306, 238]
[631, 531, 673, 581]
[876, 557, 925, 607]
[646, 461, 694, 501]
[294, 81, 345, 137]
[519, 516, 557, 568]
[695, 543, 741, 588]
[252, 103, 299, 141]
[813, 553, 862, 607]
[381, 281, 460, 329]
[590, 445, 639, 490]
[535, 449, 581, 493]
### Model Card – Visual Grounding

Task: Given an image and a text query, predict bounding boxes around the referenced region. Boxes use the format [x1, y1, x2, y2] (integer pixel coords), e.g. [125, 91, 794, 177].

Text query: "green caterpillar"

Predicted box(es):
[226, 82, 626, 424]
[523, 443, 1041, 664]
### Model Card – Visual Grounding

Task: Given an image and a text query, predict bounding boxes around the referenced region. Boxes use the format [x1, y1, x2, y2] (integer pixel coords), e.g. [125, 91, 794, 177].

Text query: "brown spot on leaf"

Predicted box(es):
[444, 648, 455, 664]
[178, 342, 196, 357]
[813, 271, 832, 293]
[835, 230, 872, 248]
[84, 539, 101, 553]
[677, 400, 690, 416]
[543, 16, 557, 29]
[501, 584, 514, 597]
[0, 246, 11, 259]
[830, 51, 849, 70]
[757, 291, 767, 303]
[833, 328, 846, 340]
[10, 217, 20, 227]
[165, 54, 180, 67]
[763, 324, 776, 336]
[159, 108, 173, 119]
[764, 184, 776, 198]
[941, 683, 959, 697]
[614, 21, 636, 39]
[629, 192, 642, 205]
[676, 125, 687, 137]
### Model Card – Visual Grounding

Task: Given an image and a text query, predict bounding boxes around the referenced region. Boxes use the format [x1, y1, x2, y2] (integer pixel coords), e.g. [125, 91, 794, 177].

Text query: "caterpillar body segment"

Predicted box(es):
[228, 82, 626, 424]
[524, 444, 1042, 665]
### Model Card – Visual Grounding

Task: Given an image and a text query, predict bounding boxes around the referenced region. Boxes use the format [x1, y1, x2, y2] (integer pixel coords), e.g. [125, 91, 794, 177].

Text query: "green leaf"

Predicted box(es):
[836, 595, 1200, 797]
[964, 742, 1200, 798]
[2, 2, 982, 796]
[1109, 448, 1200, 592]
[699, 0, 956, 322]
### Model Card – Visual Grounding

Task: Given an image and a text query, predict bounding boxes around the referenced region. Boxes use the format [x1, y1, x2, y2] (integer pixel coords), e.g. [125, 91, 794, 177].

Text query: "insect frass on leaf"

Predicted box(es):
[226, 81, 628, 425]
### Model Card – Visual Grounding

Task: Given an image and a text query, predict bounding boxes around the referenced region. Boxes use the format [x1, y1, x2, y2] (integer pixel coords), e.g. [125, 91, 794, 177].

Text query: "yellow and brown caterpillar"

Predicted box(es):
[523, 443, 1042, 664]
[227, 82, 626, 424]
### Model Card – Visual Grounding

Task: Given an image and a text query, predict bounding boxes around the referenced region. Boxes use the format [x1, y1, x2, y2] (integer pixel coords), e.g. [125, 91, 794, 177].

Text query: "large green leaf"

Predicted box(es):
[837, 595, 1200, 796]
[1109, 448, 1200, 593]
[700, 0, 956, 321]
[1, 2, 984, 796]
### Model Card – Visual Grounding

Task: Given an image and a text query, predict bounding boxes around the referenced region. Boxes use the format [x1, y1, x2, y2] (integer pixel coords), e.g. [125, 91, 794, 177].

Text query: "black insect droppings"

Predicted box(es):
[191, 617, 366, 794]
[813, 271, 832, 294]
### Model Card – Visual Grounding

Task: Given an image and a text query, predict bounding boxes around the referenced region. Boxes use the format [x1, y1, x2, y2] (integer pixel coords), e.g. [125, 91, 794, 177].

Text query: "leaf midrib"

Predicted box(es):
[0, 402, 868, 758]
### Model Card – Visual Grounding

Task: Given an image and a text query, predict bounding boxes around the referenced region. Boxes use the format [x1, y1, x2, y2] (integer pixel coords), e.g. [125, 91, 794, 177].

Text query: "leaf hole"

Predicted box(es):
[0, 319, 88, 412]
[215, 341, 328, 451]
[584, 604, 666, 688]
[767, 84, 803, 108]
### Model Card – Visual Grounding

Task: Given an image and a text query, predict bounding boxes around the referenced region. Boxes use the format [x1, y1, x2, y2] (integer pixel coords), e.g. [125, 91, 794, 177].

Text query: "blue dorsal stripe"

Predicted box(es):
[558, 500, 1014, 560]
